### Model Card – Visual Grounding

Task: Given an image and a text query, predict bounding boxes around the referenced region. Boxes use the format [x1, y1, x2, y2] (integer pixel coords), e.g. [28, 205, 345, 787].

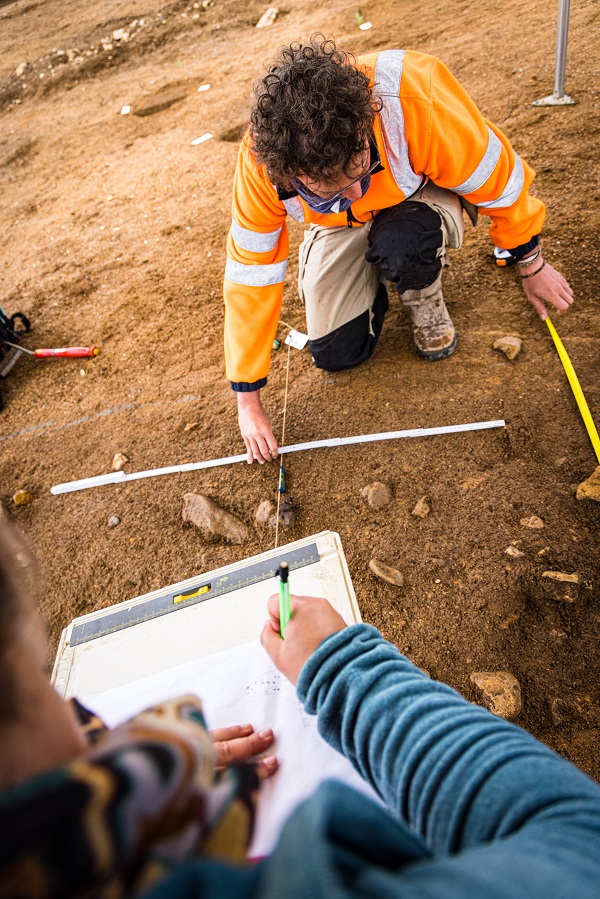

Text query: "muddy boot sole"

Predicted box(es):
[414, 332, 457, 361]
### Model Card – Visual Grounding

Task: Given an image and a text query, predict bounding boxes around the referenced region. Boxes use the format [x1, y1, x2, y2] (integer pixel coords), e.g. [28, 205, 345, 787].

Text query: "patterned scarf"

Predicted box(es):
[0, 696, 260, 897]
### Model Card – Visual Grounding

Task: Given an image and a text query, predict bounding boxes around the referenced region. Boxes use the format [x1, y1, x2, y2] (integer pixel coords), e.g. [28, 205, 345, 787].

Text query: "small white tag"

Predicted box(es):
[191, 132, 213, 146]
[285, 329, 309, 350]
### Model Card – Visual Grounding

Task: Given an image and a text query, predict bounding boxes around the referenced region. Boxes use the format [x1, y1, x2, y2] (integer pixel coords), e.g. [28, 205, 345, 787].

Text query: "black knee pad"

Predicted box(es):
[365, 202, 443, 291]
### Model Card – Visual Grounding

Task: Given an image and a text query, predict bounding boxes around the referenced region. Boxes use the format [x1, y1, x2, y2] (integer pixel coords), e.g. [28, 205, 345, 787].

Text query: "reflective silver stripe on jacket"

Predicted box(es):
[230, 220, 282, 253]
[225, 258, 287, 287]
[282, 196, 305, 222]
[450, 126, 503, 195]
[373, 50, 423, 199]
[477, 154, 524, 209]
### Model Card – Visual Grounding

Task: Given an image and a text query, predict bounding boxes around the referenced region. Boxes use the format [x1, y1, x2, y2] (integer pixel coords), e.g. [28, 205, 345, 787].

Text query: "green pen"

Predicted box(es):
[277, 561, 291, 638]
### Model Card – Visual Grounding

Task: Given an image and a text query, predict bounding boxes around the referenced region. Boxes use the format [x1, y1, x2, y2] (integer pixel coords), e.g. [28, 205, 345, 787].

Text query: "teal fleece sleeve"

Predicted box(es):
[295, 624, 600, 897]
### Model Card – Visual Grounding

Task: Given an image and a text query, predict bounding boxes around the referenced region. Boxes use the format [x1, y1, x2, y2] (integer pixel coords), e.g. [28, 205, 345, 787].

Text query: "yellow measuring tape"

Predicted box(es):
[546, 317, 600, 464]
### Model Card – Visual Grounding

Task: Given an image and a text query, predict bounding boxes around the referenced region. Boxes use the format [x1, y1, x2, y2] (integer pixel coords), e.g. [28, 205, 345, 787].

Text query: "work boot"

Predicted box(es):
[397, 273, 456, 361]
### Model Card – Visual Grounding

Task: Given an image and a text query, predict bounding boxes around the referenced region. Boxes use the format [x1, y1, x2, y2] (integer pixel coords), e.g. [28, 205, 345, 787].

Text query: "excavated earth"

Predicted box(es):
[0, 0, 598, 777]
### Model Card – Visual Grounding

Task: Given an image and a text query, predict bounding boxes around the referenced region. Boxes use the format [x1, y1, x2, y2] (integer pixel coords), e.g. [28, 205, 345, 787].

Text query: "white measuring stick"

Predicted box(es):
[50, 419, 505, 495]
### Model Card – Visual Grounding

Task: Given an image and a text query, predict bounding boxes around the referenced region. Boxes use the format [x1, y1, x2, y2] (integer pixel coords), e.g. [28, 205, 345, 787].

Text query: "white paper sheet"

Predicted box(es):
[84, 639, 380, 858]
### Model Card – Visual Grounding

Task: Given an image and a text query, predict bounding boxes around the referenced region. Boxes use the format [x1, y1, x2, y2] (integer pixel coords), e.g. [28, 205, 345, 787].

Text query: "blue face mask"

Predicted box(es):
[291, 173, 372, 214]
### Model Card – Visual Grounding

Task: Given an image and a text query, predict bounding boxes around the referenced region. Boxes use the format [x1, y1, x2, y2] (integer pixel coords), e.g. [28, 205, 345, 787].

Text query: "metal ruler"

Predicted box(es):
[70, 542, 320, 647]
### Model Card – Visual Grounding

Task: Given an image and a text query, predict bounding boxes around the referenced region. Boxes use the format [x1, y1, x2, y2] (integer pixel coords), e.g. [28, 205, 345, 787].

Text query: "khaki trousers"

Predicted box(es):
[298, 183, 465, 347]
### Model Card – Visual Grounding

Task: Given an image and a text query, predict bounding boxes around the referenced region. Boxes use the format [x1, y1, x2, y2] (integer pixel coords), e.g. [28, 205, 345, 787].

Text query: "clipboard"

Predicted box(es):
[51, 530, 378, 858]
[52, 530, 360, 699]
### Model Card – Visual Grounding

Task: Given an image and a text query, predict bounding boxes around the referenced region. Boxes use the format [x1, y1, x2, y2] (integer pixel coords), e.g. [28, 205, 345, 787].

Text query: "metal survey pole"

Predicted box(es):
[533, 0, 576, 106]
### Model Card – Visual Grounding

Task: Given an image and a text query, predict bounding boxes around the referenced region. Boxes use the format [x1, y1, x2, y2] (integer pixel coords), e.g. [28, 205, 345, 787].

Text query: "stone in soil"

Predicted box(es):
[493, 335, 522, 360]
[576, 466, 600, 502]
[12, 489, 33, 505]
[182, 493, 249, 544]
[542, 571, 579, 584]
[411, 496, 430, 518]
[505, 545, 525, 557]
[470, 671, 522, 719]
[255, 6, 279, 27]
[520, 515, 544, 528]
[550, 698, 572, 726]
[361, 481, 391, 509]
[112, 452, 128, 471]
[267, 496, 295, 529]
[108, 515, 121, 528]
[255, 499, 274, 524]
[368, 558, 404, 586]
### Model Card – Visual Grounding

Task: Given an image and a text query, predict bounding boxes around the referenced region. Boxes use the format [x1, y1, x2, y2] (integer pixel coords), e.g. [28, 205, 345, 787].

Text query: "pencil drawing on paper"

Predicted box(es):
[245, 671, 286, 696]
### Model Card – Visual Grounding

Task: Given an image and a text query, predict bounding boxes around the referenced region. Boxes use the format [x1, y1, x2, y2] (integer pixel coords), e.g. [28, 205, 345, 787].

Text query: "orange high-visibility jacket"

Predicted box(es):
[224, 49, 545, 389]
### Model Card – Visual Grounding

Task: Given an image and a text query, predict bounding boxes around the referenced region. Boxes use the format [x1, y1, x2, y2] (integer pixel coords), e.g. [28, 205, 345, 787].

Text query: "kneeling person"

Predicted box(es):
[224, 36, 573, 463]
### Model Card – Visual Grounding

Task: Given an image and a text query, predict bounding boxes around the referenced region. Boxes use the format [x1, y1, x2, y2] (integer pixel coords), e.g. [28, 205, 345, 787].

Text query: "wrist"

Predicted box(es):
[520, 260, 546, 280]
[517, 245, 543, 269]
[519, 252, 544, 268]
[237, 389, 262, 409]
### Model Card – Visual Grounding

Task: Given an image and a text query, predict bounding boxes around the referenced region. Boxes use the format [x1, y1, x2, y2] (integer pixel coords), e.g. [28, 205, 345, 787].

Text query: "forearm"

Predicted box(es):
[297, 625, 600, 854]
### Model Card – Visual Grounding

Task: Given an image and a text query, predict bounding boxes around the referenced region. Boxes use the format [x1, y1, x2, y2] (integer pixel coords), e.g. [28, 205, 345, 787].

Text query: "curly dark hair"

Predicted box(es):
[250, 35, 381, 186]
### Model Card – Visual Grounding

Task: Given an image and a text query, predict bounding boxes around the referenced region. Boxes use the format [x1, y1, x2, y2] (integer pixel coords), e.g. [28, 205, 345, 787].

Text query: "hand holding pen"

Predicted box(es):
[261, 594, 346, 685]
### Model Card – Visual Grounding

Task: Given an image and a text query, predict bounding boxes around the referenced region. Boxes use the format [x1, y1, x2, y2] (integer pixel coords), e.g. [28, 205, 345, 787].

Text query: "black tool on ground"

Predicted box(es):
[0, 305, 30, 412]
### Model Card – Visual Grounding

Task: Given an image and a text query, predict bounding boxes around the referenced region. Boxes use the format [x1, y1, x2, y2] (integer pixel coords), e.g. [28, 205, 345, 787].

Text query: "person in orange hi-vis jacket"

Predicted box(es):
[224, 35, 573, 464]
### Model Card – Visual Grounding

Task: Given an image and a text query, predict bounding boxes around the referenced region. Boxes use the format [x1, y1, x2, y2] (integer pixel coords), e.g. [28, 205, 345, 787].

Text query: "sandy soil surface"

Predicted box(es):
[1, 0, 598, 777]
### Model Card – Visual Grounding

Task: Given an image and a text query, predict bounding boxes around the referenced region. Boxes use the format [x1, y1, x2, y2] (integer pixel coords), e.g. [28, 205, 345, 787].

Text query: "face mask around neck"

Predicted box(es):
[292, 173, 373, 215]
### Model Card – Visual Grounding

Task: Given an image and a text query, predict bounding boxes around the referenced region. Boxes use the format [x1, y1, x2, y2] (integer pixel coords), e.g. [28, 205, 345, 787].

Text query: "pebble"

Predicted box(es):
[108, 515, 121, 528]
[550, 697, 571, 726]
[14, 62, 27, 77]
[542, 571, 579, 584]
[182, 493, 250, 544]
[505, 545, 525, 557]
[548, 591, 576, 604]
[255, 499, 274, 524]
[520, 515, 544, 529]
[361, 481, 391, 509]
[411, 496, 430, 518]
[576, 466, 600, 502]
[112, 452, 129, 471]
[255, 6, 279, 27]
[184, 422, 199, 432]
[368, 559, 404, 587]
[267, 496, 296, 529]
[493, 335, 522, 360]
[13, 489, 33, 506]
[470, 671, 522, 719]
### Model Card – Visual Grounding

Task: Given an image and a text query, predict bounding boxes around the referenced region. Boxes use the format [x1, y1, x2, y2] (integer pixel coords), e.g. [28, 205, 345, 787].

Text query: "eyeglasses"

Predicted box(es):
[291, 146, 381, 207]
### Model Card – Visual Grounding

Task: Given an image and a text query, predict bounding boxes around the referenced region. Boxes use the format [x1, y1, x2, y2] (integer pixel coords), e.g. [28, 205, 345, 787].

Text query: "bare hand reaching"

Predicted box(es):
[237, 390, 279, 464]
[521, 256, 574, 320]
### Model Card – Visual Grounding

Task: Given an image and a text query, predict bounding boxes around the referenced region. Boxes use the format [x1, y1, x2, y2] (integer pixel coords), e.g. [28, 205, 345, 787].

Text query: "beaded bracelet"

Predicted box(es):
[517, 246, 542, 267]
[520, 261, 546, 279]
